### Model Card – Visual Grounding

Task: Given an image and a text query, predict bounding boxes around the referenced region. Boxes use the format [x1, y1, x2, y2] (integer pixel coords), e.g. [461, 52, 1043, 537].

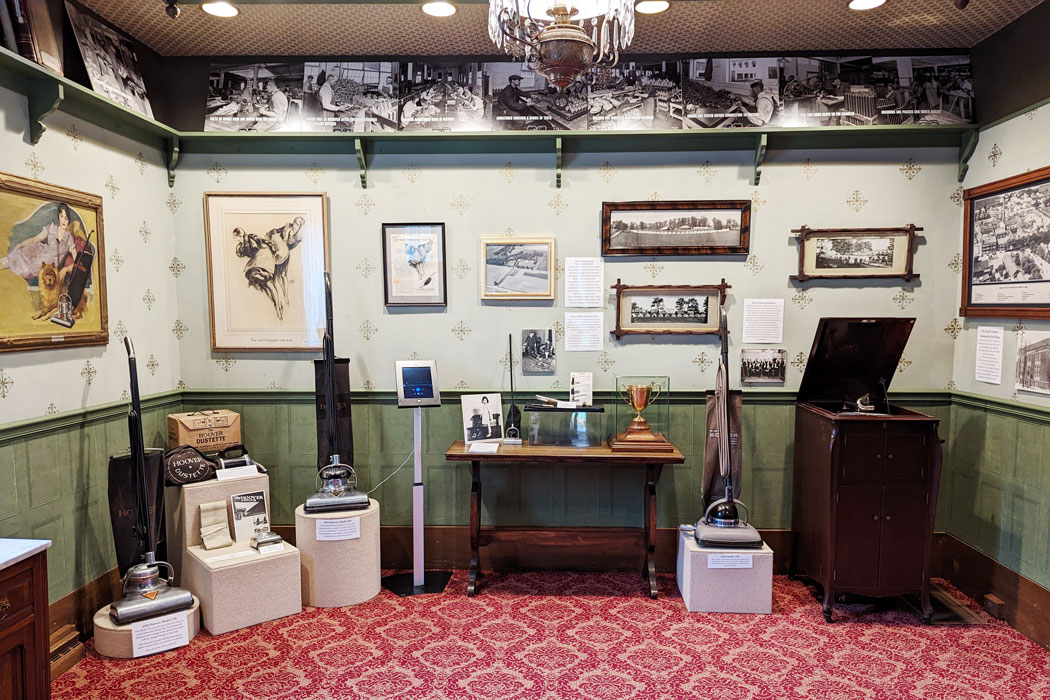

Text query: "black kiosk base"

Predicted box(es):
[382, 571, 454, 597]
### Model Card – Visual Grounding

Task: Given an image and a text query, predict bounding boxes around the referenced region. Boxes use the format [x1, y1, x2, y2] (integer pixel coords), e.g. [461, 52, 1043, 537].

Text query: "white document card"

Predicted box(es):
[316, 517, 361, 541]
[564, 257, 604, 308]
[707, 553, 753, 569]
[131, 611, 191, 657]
[742, 299, 784, 344]
[975, 326, 1003, 385]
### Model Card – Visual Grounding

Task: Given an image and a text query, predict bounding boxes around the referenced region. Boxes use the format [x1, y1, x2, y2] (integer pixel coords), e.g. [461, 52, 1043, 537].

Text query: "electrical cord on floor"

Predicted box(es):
[366, 450, 414, 494]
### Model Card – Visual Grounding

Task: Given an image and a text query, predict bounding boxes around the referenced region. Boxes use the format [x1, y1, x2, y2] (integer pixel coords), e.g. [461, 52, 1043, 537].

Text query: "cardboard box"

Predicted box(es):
[167, 410, 241, 452]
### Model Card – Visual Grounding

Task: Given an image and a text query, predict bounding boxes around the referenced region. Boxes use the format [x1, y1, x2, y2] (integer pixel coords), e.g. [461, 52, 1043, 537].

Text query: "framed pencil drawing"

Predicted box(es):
[203, 192, 328, 351]
[0, 171, 108, 352]
[481, 238, 555, 301]
[961, 165, 1050, 320]
[382, 222, 447, 306]
[610, 278, 729, 339]
[790, 225, 921, 283]
[601, 200, 751, 256]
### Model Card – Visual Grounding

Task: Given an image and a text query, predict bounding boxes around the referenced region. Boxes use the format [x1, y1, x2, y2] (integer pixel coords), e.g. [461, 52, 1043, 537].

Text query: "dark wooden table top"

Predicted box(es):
[444, 440, 685, 464]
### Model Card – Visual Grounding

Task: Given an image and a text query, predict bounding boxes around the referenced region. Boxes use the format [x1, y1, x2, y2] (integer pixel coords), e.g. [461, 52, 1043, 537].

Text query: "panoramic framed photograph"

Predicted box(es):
[461, 393, 503, 443]
[203, 192, 328, 352]
[962, 164, 1050, 320]
[521, 328, 555, 373]
[382, 223, 447, 307]
[791, 225, 921, 282]
[741, 348, 786, 385]
[1016, 330, 1050, 396]
[601, 200, 751, 256]
[481, 238, 555, 300]
[610, 278, 729, 339]
[0, 171, 108, 352]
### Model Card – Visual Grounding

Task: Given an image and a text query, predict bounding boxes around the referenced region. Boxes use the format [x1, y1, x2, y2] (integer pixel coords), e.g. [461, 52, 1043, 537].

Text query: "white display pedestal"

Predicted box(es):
[676, 530, 773, 614]
[92, 597, 200, 658]
[183, 542, 301, 635]
[295, 500, 381, 607]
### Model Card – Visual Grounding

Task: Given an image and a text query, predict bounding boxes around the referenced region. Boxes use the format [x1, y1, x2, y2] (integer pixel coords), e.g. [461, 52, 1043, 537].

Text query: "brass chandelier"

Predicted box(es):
[487, 0, 636, 90]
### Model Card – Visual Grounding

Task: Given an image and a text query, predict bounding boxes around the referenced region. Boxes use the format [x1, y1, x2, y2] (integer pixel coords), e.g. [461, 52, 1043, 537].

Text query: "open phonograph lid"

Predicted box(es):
[796, 317, 915, 405]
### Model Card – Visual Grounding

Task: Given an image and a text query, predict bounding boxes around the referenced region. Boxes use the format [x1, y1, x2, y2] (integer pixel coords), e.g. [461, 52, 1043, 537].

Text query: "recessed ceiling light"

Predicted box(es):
[201, 1, 238, 17]
[422, 1, 456, 17]
[848, 0, 886, 9]
[635, 0, 669, 14]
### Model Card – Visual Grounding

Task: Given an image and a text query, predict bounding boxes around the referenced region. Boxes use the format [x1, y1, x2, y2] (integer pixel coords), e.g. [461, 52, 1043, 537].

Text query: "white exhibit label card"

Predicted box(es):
[215, 465, 260, 482]
[564, 312, 604, 352]
[742, 299, 784, 344]
[131, 610, 191, 657]
[564, 257, 605, 308]
[975, 326, 1003, 385]
[707, 553, 754, 569]
[569, 372, 594, 407]
[204, 550, 254, 564]
[256, 543, 285, 555]
[316, 517, 361, 541]
[468, 441, 500, 454]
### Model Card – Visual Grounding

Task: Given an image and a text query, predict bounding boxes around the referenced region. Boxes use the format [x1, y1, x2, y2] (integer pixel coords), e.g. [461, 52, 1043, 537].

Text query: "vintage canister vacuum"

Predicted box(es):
[682, 311, 763, 549]
[304, 272, 370, 513]
[108, 337, 195, 625]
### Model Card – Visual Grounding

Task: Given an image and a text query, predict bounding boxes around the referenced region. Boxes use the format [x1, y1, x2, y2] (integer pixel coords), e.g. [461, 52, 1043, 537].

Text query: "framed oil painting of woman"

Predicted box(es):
[203, 192, 329, 351]
[0, 172, 108, 352]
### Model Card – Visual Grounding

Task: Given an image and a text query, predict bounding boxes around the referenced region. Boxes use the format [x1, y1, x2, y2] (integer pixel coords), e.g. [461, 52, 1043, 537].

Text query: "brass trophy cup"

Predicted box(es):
[610, 382, 674, 452]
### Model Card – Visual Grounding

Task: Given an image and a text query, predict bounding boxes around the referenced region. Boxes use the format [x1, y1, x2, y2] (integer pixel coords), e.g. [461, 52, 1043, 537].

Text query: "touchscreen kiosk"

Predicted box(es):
[395, 360, 441, 408]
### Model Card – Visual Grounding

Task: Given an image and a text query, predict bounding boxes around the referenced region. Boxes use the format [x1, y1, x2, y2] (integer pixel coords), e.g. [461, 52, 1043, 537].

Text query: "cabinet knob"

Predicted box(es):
[875, 454, 882, 460]
[887, 454, 894, 461]
[872, 515, 879, 521]
[884, 515, 892, 521]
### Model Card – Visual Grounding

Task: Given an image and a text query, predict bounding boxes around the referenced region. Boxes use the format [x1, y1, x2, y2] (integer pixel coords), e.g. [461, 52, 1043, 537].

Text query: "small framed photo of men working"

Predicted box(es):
[521, 328, 556, 373]
[481, 238, 555, 301]
[791, 224, 920, 283]
[460, 393, 503, 443]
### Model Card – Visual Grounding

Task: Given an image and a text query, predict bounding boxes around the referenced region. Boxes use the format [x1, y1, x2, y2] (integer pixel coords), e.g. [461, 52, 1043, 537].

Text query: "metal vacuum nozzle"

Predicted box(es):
[109, 558, 194, 624]
[304, 462, 370, 513]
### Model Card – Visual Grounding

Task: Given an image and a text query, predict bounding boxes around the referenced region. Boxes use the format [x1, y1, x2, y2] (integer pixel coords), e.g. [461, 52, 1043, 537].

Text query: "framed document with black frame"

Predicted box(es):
[961, 164, 1050, 320]
[790, 225, 921, 283]
[382, 223, 447, 307]
[610, 279, 729, 340]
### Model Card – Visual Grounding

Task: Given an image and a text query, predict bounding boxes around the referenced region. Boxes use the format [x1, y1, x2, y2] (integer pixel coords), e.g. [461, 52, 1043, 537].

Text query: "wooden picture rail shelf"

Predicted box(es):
[0, 47, 983, 189]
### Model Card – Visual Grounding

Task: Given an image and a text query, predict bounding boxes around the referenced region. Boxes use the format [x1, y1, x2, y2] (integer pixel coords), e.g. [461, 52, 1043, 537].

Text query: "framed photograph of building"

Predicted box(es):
[382, 222, 446, 306]
[601, 200, 751, 257]
[1016, 330, 1050, 396]
[0, 171, 108, 352]
[961, 165, 1050, 320]
[790, 225, 921, 282]
[481, 238, 555, 300]
[610, 278, 729, 339]
[203, 192, 328, 351]
[741, 348, 786, 385]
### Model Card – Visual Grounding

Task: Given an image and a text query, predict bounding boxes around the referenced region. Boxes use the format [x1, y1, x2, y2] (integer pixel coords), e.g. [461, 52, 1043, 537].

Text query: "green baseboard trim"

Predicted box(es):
[951, 390, 1050, 421]
[0, 390, 182, 443]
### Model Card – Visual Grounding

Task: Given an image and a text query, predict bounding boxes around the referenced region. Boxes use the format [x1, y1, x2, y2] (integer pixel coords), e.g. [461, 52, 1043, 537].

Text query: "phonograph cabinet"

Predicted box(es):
[790, 318, 942, 623]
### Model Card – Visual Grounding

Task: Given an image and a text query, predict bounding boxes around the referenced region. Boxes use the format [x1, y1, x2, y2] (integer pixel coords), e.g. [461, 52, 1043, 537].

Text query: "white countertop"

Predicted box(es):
[0, 539, 52, 571]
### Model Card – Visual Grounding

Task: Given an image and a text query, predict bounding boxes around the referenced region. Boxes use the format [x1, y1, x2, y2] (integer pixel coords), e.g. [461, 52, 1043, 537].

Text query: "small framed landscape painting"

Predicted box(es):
[601, 200, 751, 256]
[791, 225, 920, 282]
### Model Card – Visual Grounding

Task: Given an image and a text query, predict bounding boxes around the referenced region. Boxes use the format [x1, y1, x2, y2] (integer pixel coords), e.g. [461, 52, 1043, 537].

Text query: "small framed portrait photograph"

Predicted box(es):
[601, 200, 751, 257]
[740, 348, 786, 385]
[481, 238, 555, 300]
[461, 393, 503, 443]
[521, 328, 555, 373]
[791, 225, 920, 283]
[382, 222, 447, 306]
[610, 279, 729, 339]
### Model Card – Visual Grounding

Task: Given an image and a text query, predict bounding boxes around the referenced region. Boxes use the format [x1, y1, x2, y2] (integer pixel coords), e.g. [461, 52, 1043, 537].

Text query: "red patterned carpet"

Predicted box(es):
[53, 572, 1050, 700]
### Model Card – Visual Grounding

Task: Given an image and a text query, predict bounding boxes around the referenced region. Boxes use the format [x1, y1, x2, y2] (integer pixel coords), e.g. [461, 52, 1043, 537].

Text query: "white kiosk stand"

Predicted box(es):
[382, 360, 452, 596]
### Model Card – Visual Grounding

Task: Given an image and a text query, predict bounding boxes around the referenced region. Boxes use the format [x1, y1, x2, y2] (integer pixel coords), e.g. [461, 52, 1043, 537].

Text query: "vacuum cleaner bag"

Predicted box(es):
[108, 449, 167, 577]
[700, 389, 744, 508]
[314, 357, 353, 470]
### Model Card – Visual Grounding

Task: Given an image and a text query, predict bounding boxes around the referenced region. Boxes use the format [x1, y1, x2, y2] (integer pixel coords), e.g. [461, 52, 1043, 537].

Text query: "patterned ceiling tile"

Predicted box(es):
[78, 1, 1040, 56]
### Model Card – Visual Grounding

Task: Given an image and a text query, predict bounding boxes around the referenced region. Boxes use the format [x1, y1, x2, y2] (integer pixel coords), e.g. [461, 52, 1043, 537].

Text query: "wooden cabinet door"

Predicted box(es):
[841, 432, 885, 482]
[834, 486, 882, 587]
[877, 485, 928, 589]
[882, 433, 928, 483]
[0, 621, 33, 700]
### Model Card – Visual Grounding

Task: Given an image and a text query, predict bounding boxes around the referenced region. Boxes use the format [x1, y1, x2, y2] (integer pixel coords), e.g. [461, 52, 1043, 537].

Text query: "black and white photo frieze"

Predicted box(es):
[1016, 331, 1050, 396]
[816, 237, 895, 269]
[206, 63, 305, 132]
[630, 295, 708, 324]
[741, 349, 787, 385]
[521, 329, 555, 373]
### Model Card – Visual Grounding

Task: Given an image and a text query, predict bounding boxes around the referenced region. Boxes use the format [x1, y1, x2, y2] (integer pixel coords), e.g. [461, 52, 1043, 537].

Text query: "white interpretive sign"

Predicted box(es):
[131, 610, 191, 657]
[564, 312, 604, 352]
[316, 517, 361, 541]
[564, 257, 605, 308]
[975, 326, 1003, 385]
[707, 553, 754, 569]
[467, 442, 500, 454]
[742, 299, 784, 344]
[569, 372, 593, 406]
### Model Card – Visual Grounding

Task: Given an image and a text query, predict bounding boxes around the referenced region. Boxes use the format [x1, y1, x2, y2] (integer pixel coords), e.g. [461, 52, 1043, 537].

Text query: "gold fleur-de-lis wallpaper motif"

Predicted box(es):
[899, 158, 921, 180]
[120, 390, 130, 401]
[0, 369, 12, 399]
[697, 161, 714, 183]
[897, 355, 912, 373]
[135, 152, 147, 175]
[846, 190, 868, 212]
[648, 192, 662, 202]
[548, 194, 567, 215]
[948, 253, 962, 273]
[81, 361, 97, 386]
[166, 192, 181, 214]
[556, 258, 565, 276]
[25, 153, 43, 178]
[451, 259, 471, 279]
[112, 320, 127, 341]
[643, 259, 664, 279]
[266, 381, 282, 390]
[46, 403, 58, 415]
[692, 353, 711, 373]
[801, 159, 818, 181]
[501, 227, 517, 237]
[452, 321, 471, 341]
[170, 257, 186, 277]
[402, 163, 421, 184]
[550, 380, 565, 389]
[142, 289, 156, 311]
[553, 321, 564, 341]
[454, 380, 469, 390]
[499, 162, 516, 183]
[892, 289, 914, 309]
[744, 255, 763, 275]
[987, 143, 1002, 167]
[176, 380, 189, 389]
[146, 354, 159, 376]
[355, 194, 375, 215]
[216, 354, 236, 372]
[1024, 109, 1037, 120]
[791, 352, 808, 373]
[945, 379, 957, 391]
[172, 319, 188, 340]
[944, 318, 962, 340]
[208, 162, 228, 184]
[791, 289, 813, 310]
[750, 189, 766, 210]
[66, 124, 83, 150]
[451, 195, 470, 215]
[356, 258, 375, 278]
[139, 221, 150, 244]
[305, 163, 325, 184]
[359, 320, 378, 340]
[408, 352, 421, 360]
[110, 249, 125, 272]
[596, 352, 615, 372]
[499, 351, 516, 371]
[105, 175, 120, 198]
[1013, 320, 1026, 335]
[361, 380, 375, 391]
[950, 187, 963, 207]
[599, 161, 617, 183]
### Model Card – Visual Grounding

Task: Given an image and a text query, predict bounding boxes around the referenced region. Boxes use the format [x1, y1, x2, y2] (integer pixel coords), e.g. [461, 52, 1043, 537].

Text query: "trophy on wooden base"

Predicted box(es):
[610, 382, 674, 452]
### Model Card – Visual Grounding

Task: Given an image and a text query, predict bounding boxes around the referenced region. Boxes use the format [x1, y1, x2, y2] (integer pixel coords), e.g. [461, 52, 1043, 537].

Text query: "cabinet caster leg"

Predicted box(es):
[823, 610, 833, 623]
[921, 615, 932, 626]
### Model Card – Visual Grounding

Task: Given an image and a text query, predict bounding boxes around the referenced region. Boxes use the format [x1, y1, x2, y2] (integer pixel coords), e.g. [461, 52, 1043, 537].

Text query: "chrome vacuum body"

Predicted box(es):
[109, 336, 195, 625]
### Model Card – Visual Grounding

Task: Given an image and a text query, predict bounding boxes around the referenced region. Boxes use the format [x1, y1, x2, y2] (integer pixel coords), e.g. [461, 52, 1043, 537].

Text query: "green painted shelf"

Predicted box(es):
[0, 46, 982, 188]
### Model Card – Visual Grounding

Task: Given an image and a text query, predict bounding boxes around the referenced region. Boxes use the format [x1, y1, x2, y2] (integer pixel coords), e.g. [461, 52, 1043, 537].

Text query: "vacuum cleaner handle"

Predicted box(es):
[124, 336, 155, 555]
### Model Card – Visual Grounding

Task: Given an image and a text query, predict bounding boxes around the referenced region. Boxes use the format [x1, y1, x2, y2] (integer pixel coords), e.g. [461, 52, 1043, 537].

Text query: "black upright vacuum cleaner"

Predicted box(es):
[304, 272, 370, 513]
[683, 310, 763, 549]
[108, 337, 195, 625]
